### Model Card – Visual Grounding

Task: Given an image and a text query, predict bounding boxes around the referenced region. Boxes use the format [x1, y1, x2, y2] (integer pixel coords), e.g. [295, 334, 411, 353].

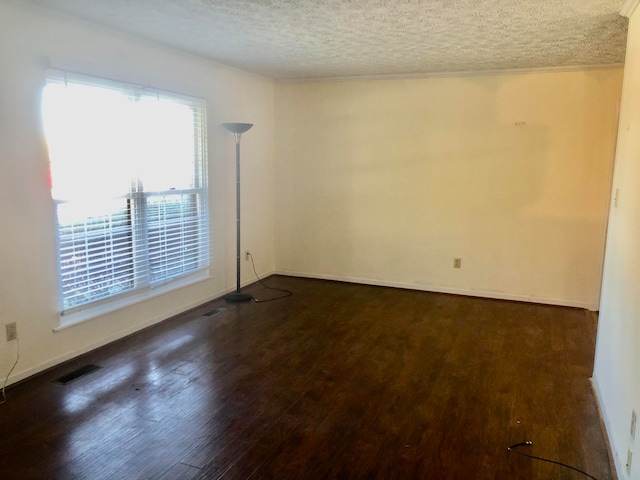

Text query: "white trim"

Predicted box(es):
[593, 100, 623, 313]
[53, 268, 274, 331]
[591, 376, 624, 480]
[621, 0, 640, 18]
[276, 270, 599, 310]
[277, 63, 625, 84]
[54, 269, 211, 331]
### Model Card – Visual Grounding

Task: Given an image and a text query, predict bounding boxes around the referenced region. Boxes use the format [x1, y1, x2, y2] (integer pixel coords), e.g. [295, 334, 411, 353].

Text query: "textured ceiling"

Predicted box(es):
[29, 0, 629, 80]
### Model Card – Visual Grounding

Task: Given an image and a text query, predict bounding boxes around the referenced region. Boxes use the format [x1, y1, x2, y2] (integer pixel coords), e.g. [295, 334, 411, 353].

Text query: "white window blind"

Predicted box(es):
[42, 70, 209, 315]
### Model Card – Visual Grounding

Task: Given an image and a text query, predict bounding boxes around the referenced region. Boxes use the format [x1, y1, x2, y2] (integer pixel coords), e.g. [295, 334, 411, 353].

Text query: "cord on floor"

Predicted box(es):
[507, 441, 599, 480]
[247, 252, 293, 303]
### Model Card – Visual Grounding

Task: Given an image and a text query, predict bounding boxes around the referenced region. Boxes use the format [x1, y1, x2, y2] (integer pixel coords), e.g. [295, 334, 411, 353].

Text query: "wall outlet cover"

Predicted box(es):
[5, 322, 17, 341]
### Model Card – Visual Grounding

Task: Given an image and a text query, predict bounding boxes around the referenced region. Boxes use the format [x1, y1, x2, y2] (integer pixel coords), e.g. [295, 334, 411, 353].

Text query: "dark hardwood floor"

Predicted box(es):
[0, 276, 612, 479]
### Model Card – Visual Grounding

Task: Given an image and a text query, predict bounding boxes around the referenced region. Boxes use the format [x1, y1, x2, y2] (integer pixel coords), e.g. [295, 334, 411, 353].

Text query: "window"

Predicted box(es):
[42, 70, 209, 316]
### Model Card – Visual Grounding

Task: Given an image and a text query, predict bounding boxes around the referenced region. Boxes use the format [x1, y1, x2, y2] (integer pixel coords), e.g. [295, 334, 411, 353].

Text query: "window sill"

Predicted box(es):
[53, 269, 210, 331]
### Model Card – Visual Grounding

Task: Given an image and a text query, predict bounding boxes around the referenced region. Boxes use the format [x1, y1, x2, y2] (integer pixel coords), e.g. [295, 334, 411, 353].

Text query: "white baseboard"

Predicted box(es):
[4, 267, 591, 387]
[592, 376, 625, 480]
[275, 269, 599, 310]
[4, 272, 281, 387]
[5, 286, 230, 387]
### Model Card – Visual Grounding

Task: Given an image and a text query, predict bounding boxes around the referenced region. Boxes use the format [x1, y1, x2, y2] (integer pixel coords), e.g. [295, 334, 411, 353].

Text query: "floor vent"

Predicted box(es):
[203, 309, 222, 317]
[54, 365, 102, 385]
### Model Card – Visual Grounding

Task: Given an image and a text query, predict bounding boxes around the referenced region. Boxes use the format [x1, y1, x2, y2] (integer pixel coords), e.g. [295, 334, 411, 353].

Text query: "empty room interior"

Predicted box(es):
[1, 0, 639, 479]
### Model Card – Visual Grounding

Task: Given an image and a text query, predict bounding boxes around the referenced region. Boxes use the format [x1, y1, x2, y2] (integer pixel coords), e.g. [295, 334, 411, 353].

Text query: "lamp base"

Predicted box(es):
[224, 291, 253, 303]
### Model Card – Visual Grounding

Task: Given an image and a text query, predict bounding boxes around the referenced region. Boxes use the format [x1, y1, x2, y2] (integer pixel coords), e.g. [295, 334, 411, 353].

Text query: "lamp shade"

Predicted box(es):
[223, 123, 253, 134]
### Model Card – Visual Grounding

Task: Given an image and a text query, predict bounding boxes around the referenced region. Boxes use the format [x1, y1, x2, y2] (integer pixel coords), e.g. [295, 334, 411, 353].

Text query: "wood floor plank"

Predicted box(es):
[0, 276, 613, 479]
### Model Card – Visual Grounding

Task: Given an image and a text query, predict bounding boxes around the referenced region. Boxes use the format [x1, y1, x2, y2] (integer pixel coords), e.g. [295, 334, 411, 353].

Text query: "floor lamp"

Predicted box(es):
[223, 122, 254, 303]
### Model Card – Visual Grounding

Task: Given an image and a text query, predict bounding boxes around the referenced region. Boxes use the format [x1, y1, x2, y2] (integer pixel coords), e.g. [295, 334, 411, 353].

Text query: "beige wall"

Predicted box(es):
[0, 3, 275, 383]
[275, 69, 622, 309]
[594, 4, 640, 479]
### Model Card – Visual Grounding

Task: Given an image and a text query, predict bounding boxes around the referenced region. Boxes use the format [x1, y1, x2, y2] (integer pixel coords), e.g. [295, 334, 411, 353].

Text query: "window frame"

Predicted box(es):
[42, 69, 210, 326]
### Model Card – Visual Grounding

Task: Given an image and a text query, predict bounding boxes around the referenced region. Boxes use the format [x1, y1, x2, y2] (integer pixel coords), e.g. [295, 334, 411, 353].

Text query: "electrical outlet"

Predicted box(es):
[632, 409, 637, 440]
[453, 258, 462, 269]
[245, 251, 251, 261]
[627, 448, 633, 476]
[5, 322, 17, 342]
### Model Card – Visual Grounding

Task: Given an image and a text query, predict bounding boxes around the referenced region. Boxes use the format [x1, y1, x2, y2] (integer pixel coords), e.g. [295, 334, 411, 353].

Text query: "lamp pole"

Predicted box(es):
[223, 122, 253, 303]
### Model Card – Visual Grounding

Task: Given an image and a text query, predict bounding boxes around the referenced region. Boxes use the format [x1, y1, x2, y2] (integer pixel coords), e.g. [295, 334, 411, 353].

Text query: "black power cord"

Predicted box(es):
[507, 441, 600, 480]
[0, 338, 20, 405]
[247, 252, 293, 303]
